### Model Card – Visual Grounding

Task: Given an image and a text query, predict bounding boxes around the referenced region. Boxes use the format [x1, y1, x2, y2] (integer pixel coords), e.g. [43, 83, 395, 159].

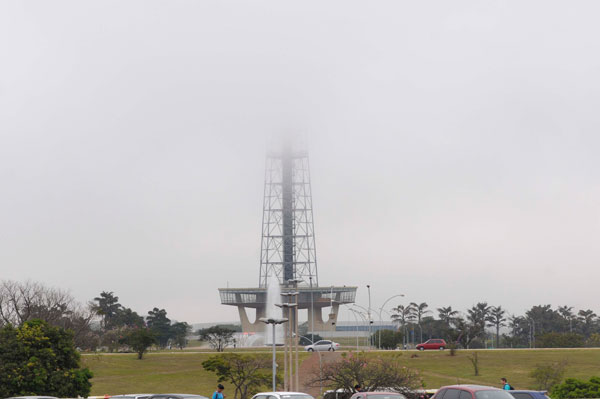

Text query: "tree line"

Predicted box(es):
[386, 301, 600, 349]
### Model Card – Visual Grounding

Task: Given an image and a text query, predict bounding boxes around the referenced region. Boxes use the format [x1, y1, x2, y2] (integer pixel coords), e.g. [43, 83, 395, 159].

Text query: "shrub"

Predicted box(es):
[529, 360, 567, 390]
[0, 319, 93, 398]
[536, 332, 585, 348]
[552, 377, 600, 399]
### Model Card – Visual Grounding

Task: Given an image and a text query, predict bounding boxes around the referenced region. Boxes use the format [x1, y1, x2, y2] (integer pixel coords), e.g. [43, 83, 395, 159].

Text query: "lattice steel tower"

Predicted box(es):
[259, 139, 318, 288]
[218, 138, 356, 333]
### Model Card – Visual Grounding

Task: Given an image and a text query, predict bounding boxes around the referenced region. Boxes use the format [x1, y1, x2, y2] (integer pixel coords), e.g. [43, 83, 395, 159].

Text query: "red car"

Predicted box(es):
[416, 339, 447, 350]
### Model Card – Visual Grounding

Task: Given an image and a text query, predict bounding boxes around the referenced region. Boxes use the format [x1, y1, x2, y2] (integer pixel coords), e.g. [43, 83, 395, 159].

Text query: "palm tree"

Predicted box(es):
[558, 306, 575, 332]
[577, 309, 597, 336]
[410, 302, 431, 343]
[467, 302, 491, 345]
[391, 303, 415, 348]
[486, 306, 507, 348]
[437, 306, 459, 326]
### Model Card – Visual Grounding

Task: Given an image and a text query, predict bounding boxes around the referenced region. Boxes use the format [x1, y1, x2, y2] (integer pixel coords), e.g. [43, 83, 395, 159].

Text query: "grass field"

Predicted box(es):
[82, 348, 600, 397]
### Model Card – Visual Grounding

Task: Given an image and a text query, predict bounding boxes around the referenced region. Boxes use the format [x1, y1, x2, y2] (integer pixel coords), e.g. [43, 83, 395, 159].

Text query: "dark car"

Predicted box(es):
[433, 385, 515, 399]
[508, 391, 549, 399]
[416, 339, 447, 351]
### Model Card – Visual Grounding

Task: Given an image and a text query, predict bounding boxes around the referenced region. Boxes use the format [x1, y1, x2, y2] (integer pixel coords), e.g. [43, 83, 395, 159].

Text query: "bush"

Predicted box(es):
[529, 360, 567, 391]
[536, 333, 585, 348]
[371, 329, 403, 349]
[0, 319, 93, 398]
[585, 333, 600, 347]
[552, 377, 600, 399]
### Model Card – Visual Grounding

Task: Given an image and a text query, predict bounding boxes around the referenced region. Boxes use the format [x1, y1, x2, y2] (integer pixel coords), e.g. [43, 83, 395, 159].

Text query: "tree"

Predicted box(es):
[558, 306, 575, 333]
[391, 304, 415, 348]
[0, 280, 96, 350]
[146, 307, 171, 347]
[410, 302, 431, 343]
[536, 332, 585, 348]
[202, 353, 273, 399]
[199, 325, 236, 352]
[92, 291, 121, 330]
[125, 328, 157, 359]
[529, 360, 567, 391]
[437, 306, 459, 327]
[308, 352, 422, 395]
[372, 329, 403, 349]
[577, 309, 597, 336]
[487, 306, 507, 348]
[467, 302, 491, 345]
[0, 319, 93, 398]
[171, 322, 191, 349]
[114, 307, 145, 328]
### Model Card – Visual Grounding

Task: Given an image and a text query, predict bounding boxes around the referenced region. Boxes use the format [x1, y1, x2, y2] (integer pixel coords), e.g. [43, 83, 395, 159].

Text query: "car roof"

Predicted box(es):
[440, 385, 502, 392]
[510, 391, 546, 394]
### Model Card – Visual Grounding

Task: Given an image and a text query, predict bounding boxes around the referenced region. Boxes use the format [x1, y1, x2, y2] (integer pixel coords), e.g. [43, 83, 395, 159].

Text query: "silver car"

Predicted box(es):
[304, 339, 340, 352]
[252, 392, 314, 399]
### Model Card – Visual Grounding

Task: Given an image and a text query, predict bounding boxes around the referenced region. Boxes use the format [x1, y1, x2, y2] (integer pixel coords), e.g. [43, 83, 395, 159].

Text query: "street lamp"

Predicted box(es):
[259, 317, 288, 392]
[351, 306, 370, 348]
[378, 294, 405, 349]
[276, 301, 298, 391]
[366, 285, 372, 349]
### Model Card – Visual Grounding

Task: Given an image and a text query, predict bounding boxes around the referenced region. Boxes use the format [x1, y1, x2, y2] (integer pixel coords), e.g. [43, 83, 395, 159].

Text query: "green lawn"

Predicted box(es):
[82, 348, 600, 397]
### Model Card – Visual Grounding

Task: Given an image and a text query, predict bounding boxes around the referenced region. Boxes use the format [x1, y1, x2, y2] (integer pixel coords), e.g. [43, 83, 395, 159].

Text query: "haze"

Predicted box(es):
[1, 1, 599, 324]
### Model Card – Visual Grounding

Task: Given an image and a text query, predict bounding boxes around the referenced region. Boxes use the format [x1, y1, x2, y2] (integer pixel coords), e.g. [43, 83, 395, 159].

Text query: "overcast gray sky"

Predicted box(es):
[1, 1, 600, 325]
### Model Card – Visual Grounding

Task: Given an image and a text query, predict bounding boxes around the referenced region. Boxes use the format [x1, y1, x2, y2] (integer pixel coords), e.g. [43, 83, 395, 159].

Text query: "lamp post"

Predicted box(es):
[309, 276, 314, 342]
[276, 300, 297, 391]
[259, 317, 288, 392]
[377, 294, 405, 349]
[366, 285, 372, 349]
[349, 308, 361, 351]
[287, 278, 303, 392]
[351, 306, 369, 348]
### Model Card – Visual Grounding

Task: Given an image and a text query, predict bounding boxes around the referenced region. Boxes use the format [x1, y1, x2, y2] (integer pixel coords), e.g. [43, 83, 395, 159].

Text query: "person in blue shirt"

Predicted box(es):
[212, 384, 225, 399]
[500, 378, 513, 390]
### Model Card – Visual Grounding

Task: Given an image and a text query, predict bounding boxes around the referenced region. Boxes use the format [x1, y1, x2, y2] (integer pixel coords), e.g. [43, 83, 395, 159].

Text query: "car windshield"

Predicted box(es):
[475, 391, 514, 399]
[281, 395, 314, 399]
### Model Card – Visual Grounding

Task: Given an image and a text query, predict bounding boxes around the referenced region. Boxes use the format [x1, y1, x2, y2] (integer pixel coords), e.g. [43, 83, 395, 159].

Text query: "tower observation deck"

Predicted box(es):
[219, 139, 356, 332]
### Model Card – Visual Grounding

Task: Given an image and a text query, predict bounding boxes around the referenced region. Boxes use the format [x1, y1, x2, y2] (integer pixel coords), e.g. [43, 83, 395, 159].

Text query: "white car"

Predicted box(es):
[304, 340, 340, 352]
[252, 392, 314, 399]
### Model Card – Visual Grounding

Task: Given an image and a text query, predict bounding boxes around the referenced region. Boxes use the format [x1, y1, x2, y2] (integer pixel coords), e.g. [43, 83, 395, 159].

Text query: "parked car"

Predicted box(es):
[432, 385, 514, 399]
[304, 340, 340, 352]
[7, 397, 58, 399]
[147, 394, 208, 399]
[508, 391, 549, 399]
[350, 392, 407, 399]
[251, 392, 315, 399]
[416, 339, 447, 351]
[111, 395, 154, 399]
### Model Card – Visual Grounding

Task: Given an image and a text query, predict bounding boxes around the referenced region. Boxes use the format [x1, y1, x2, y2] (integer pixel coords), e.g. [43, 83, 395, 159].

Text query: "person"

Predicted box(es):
[354, 384, 364, 392]
[501, 378, 513, 390]
[213, 384, 225, 399]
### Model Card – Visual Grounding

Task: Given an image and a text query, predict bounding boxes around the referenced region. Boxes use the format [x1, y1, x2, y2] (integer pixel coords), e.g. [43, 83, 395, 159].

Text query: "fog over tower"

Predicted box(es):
[219, 137, 356, 333]
[259, 138, 318, 287]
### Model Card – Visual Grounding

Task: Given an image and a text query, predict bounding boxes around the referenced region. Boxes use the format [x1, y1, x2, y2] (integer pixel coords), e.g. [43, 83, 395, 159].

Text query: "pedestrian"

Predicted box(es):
[354, 384, 364, 392]
[500, 378, 513, 390]
[213, 384, 225, 399]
